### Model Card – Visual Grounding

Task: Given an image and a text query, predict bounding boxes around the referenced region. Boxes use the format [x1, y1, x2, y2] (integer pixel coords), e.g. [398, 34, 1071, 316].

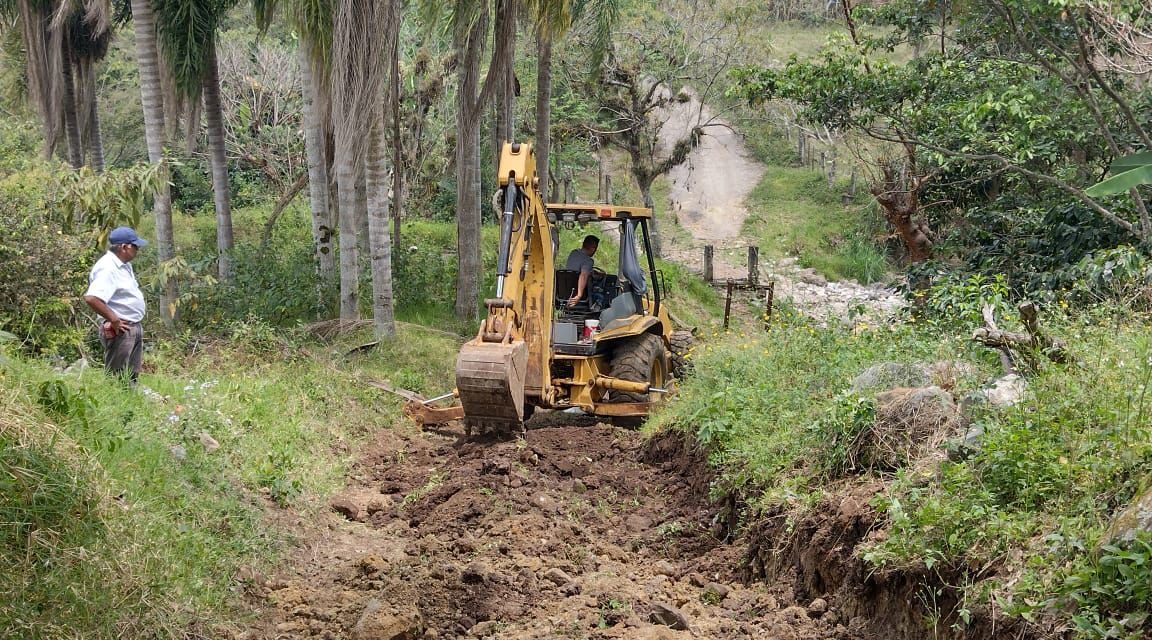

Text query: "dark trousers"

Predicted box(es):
[101, 323, 143, 383]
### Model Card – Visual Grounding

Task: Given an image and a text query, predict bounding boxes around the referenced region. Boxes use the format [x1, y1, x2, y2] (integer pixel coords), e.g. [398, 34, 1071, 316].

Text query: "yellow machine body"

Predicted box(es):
[450, 142, 678, 436]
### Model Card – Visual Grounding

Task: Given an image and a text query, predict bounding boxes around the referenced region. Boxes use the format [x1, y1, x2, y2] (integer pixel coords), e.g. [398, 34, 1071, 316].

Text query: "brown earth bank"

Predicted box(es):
[744, 484, 1043, 640]
[236, 418, 857, 640]
[235, 418, 1038, 640]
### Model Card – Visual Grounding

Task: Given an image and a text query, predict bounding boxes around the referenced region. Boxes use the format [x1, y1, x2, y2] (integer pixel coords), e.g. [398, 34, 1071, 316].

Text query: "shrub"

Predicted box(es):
[0, 167, 97, 357]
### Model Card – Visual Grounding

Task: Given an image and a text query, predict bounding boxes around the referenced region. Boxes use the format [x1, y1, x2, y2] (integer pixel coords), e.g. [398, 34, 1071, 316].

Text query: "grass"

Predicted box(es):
[0, 320, 461, 639]
[743, 166, 890, 284]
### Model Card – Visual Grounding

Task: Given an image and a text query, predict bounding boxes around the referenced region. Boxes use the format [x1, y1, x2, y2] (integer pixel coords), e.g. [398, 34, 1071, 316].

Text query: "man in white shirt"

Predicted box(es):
[83, 226, 148, 384]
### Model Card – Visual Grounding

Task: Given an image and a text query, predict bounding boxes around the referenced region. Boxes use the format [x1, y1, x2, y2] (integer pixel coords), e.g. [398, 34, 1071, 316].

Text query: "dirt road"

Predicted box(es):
[656, 89, 903, 324]
[241, 418, 849, 639]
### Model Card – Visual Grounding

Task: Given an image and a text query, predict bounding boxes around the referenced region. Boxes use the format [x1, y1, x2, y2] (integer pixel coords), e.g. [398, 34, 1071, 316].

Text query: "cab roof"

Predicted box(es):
[545, 203, 652, 222]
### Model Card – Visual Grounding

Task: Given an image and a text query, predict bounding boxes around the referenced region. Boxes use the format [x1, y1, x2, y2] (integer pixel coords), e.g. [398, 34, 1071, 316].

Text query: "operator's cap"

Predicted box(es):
[108, 226, 148, 247]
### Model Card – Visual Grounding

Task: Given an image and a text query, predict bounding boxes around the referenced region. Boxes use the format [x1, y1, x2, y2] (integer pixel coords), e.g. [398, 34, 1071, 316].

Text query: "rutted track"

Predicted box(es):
[242, 417, 854, 639]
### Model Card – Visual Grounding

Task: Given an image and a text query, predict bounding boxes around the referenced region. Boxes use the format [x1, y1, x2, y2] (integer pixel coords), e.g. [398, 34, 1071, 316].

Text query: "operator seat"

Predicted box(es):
[554, 269, 589, 309]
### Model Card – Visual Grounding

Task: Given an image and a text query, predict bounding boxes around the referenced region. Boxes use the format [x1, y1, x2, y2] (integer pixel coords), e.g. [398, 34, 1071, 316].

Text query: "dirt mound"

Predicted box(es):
[239, 419, 850, 639]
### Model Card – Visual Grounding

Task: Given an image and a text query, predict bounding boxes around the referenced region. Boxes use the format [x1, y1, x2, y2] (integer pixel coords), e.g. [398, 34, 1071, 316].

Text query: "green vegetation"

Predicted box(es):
[0, 321, 459, 638]
[744, 166, 889, 284]
[654, 295, 1152, 637]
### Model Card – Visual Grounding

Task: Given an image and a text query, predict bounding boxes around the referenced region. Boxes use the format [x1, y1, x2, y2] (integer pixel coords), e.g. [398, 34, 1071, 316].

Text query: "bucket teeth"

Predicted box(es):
[455, 339, 528, 436]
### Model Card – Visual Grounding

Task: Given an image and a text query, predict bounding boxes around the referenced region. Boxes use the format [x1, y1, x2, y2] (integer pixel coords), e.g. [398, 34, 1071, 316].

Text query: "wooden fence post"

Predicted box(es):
[723, 279, 734, 330]
[764, 281, 775, 331]
[604, 175, 612, 203]
[748, 246, 759, 286]
[703, 245, 714, 283]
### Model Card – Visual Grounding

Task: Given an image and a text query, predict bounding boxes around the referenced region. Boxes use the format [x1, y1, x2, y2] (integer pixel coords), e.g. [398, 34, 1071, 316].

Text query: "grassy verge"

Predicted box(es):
[743, 166, 889, 284]
[653, 304, 1152, 637]
[0, 323, 459, 638]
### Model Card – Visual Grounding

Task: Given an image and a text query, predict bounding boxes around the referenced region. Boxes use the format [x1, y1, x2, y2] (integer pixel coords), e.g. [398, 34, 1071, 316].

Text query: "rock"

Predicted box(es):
[1105, 484, 1152, 543]
[169, 444, 187, 461]
[543, 567, 572, 586]
[649, 601, 690, 630]
[797, 269, 827, 286]
[351, 599, 424, 640]
[530, 492, 558, 512]
[653, 560, 679, 577]
[366, 499, 387, 515]
[703, 582, 729, 602]
[861, 386, 960, 470]
[625, 514, 653, 532]
[468, 620, 500, 636]
[462, 561, 488, 584]
[331, 498, 362, 521]
[983, 373, 1027, 407]
[851, 362, 931, 392]
[807, 598, 828, 617]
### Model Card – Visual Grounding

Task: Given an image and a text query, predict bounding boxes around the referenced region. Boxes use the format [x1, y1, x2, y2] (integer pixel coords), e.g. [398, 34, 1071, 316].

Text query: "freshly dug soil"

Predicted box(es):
[238, 417, 856, 639]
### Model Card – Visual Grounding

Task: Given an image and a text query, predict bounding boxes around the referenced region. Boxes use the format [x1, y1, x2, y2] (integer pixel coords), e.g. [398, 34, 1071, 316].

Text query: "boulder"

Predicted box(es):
[851, 362, 931, 393]
[854, 386, 959, 470]
[1105, 484, 1152, 544]
[649, 601, 690, 630]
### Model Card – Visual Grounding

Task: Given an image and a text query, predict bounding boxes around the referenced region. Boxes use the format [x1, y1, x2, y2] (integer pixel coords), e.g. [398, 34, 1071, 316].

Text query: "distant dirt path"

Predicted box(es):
[240, 418, 847, 639]
[656, 91, 903, 324]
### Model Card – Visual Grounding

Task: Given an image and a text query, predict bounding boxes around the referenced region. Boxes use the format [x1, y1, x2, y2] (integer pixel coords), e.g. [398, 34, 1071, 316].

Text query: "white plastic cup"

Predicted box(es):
[583, 319, 600, 339]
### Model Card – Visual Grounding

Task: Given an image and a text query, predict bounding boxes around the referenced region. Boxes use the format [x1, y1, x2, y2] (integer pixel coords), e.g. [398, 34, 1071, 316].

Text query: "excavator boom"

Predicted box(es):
[454, 143, 553, 436]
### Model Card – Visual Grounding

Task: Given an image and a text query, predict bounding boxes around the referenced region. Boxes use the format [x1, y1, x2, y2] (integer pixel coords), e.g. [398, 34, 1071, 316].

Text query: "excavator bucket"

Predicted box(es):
[455, 338, 528, 436]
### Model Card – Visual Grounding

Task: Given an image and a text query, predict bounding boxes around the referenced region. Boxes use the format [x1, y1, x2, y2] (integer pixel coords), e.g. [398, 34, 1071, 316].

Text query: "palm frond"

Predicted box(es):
[153, 0, 231, 99]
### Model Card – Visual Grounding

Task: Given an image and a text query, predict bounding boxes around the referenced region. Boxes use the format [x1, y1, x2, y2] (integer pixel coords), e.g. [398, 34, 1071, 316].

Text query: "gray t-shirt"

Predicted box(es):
[566, 249, 594, 274]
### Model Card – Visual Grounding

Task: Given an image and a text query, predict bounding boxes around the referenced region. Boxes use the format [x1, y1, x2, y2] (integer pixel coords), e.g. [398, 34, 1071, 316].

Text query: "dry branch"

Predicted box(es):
[972, 302, 1069, 374]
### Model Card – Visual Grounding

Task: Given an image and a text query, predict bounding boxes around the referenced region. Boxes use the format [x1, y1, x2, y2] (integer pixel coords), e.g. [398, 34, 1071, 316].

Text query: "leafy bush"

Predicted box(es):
[907, 270, 1013, 329]
[0, 167, 97, 356]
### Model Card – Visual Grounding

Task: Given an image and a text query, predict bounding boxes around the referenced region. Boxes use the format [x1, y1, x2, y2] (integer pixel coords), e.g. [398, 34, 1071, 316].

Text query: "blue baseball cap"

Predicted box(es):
[108, 226, 148, 247]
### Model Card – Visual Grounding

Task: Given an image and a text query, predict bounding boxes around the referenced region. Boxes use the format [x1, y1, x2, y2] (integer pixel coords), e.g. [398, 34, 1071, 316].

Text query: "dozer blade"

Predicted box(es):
[455, 339, 528, 437]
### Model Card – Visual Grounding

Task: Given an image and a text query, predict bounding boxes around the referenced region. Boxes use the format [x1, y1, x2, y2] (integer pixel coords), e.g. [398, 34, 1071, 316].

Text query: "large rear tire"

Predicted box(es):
[669, 330, 694, 379]
[609, 333, 668, 404]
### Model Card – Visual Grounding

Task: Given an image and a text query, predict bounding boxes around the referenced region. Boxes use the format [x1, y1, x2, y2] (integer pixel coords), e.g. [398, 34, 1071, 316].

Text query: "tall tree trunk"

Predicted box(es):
[366, 115, 396, 338]
[130, 0, 177, 327]
[493, 0, 516, 153]
[337, 160, 360, 320]
[85, 68, 105, 172]
[356, 170, 369, 267]
[639, 183, 662, 258]
[389, 29, 403, 250]
[61, 51, 83, 169]
[299, 40, 335, 312]
[534, 32, 552, 202]
[454, 18, 485, 320]
[18, 0, 62, 159]
[202, 40, 234, 283]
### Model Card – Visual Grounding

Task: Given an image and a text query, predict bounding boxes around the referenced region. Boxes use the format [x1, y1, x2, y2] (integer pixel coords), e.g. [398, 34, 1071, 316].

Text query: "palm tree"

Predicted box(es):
[525, 0, 618, 202]
[425, 0, 511, 319]
[331, 0, 397, 332]
[153, 0, 235, 283]
[128, 0, 177, 325]
[6, 0, 114, 169]
[255, 0, 338, 309]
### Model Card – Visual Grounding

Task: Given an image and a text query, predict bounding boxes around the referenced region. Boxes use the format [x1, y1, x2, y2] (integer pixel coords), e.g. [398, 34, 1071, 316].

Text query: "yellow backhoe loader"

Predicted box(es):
[411, 141, 693, 437]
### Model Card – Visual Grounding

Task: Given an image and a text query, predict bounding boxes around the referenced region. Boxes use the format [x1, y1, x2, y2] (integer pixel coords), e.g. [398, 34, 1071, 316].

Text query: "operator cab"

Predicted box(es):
[548, 204, 664, 355]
